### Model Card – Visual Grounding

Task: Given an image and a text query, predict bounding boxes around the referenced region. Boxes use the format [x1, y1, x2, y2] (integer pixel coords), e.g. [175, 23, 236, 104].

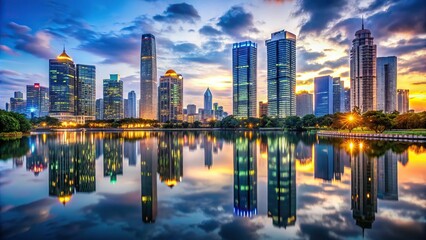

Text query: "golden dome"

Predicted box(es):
[165, 69, 177, 77]
[57, 48, 73, 61]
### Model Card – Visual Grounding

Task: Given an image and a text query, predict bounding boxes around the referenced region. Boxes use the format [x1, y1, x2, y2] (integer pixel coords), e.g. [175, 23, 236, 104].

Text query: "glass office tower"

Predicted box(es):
[140, 34, 158, 120]
[232, 41, 257, 118]
[314, 76, 333, 117]
[204, 88, 213, 118]
[103, 74, 123, 120]
[76, 64, 96, 116]
[26, 83, 49, 118]
[159, 70, 183, 122]
[266, 30, 296, 118]
[376, 56, 397, 113]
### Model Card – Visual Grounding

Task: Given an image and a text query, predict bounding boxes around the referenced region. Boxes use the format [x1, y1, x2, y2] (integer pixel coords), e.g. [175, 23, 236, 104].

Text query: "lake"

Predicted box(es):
[0, 131, 425, 239]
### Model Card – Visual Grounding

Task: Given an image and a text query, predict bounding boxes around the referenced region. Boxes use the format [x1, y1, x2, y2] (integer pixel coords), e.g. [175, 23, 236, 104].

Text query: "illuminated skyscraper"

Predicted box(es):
[75, 141, 96, 193]
[397, 89, 409, 113]
[158, 132, 183, 187]
[76, 64, 96, 117]
[234, 133, 257, 217]
[140, 34, 158, 120]
[10, 91, 26, 115]
[266, 30, 296, 118]
[26, 83, 49, 118]
[267, 134, 296, 227]
[376, 57, 397, 112]
[103, 74, 123, 120]
[350, 21, 377, 112]
[141, 137, 158, 223]
[204, 88, 213, 118]
[103, 137, 123, 183]
[314, 76, 333, 117]
[49, 49, 76, 116]
[232, 41, 257, 118]
[159, 70, 183, 122]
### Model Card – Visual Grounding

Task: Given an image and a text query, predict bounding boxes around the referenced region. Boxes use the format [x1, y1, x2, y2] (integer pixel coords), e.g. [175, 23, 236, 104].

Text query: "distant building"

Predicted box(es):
[103, 74, 123, 120]
[344, 88, 351, 112]
[266, 30, 296, 118]
[127, 91, 137, 118]
[26, 83, 49, 118]
[95, 98, 103, 120]
[124, 99, 129, 118]
[233, 41, 257, 118]
[5, 102, 10, 112]
[10, 91, 26, 115]
[296, 92, 313, 117]
[204, 88, 212, 119]
[397, 89, 409, 113]
[333, 77, 345, 113]
[76, 64, 96, 117]
[376, 56, 397, 112]
[187, 104, 196, 115]
[350, 21, 377, 113]
[259, 101, 268, 117]
[314, 76, 333, 117]
[140, 33, 158, 120]
[159, 70, 183, 122]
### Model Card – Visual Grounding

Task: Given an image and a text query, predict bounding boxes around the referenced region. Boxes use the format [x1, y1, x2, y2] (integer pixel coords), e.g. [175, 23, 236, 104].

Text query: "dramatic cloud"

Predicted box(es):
[381, 38, 426, 56]
[6, 22, 54, 59]
[153, 3, 201, 23]
[217, 6, 258, 38]
[219, 219, 264, 240]
[172, 43, 199, 53]
[199, 25, 222, 36]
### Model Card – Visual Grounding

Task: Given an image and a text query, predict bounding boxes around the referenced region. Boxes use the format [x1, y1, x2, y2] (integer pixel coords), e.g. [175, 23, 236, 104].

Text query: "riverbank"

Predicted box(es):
[31, 127, 288, 133]
[318, 130, 426, 142]
[0, 132, 24, 140]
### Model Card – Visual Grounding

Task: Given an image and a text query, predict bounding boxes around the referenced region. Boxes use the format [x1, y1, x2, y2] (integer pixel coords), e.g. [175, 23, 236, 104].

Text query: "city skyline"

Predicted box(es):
[1, 0, 425, 114]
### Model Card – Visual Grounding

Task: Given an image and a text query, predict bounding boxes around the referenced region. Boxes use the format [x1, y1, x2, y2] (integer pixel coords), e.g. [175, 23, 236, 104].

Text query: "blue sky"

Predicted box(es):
[1, 0, 425, 112]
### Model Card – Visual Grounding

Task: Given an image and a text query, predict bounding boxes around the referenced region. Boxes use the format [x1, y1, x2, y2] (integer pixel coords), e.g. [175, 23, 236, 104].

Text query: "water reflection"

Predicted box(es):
[0, 131, 425, 239]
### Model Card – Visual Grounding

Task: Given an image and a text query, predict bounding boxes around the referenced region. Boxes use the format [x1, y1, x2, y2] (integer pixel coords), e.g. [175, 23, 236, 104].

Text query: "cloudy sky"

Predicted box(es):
[1, 0, 425, 113]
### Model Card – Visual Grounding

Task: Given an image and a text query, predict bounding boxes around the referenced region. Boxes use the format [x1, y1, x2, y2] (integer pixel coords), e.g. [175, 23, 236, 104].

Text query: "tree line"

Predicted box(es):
[0, 110, 32, 133]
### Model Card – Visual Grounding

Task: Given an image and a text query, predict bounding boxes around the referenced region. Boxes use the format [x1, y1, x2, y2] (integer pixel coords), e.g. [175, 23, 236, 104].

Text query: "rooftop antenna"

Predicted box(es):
[362, 15, 364, 30]
[63, 44, 65, 53]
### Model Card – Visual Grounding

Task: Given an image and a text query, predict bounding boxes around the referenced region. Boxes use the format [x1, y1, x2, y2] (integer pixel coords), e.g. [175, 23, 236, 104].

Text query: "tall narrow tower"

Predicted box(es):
[140, 34, 158, 120]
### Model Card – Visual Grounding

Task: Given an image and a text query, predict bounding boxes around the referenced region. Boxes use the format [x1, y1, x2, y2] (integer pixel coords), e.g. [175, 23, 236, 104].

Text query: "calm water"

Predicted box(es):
[0, 131, 425, 240]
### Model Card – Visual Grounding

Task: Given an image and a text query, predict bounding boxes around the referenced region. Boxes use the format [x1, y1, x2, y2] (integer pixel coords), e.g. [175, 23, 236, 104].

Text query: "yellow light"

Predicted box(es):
[367, 193, 370, 198]
[359, 142, 363, 149]
[348, 115, 354, 122]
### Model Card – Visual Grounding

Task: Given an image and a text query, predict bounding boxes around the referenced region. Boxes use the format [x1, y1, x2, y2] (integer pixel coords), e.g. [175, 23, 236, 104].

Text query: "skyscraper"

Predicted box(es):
[259, 101, 268, 117]
[344, 88, 351, 112]
[296, 92, 313, 117]
[397, 89, 409, 113]
[26, 83, 49, 118]
[314, 76, 333, 117]
[10, 91, 26, 115]
[140, 34, 158, 120]
[232, 41, 257, 118]
[159, 70, 183, 122]
[204, 88, 212, 118]
[76, 64, 96, 117]
[333, 77, 344, 113]
[103, 74, 123, 120]
[376, 57, 397, 112]
[187, 104, 196, 115]
[95, 98, 103, 120]
[128, 91, 137, 118]
[49, 48, 76, 117]
[350, 21, 377, 113]
[266, 30, 296, 118]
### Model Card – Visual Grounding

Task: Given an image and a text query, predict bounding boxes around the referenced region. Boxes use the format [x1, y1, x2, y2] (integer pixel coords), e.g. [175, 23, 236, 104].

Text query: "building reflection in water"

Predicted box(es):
[203, 134, 213, 169]
[350, 142, 377, 233]
[26, 135, 48, 175]
[233, 133, 257, 217]
[377, 150, 398, 201]
[314, 141, 348, 182]
[75, 139, 96, 193]
[141, 136, 158, 223]
[124, 140, 137, 166]
[267, 134, 296, 228]
[103, 137, 123, 183]
[158, 132, 183, 188]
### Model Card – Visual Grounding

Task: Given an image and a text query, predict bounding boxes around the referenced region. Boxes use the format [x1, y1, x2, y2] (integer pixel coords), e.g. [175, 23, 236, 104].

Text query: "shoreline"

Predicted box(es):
[318, 130, 426, 142]
[31, 127, 287, 133]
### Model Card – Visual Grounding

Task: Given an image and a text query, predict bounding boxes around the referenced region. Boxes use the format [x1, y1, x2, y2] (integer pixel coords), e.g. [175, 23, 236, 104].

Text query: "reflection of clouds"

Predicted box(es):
[219, 218, 264, 240]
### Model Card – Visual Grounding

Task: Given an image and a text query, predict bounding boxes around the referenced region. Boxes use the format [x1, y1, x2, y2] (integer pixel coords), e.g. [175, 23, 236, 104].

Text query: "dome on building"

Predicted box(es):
[165, 69, 177, 76]
[57, 48, 73, 61]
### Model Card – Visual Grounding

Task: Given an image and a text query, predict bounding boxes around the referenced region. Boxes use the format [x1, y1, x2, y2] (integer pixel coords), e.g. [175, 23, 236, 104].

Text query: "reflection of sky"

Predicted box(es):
[0, 132, 425, 239]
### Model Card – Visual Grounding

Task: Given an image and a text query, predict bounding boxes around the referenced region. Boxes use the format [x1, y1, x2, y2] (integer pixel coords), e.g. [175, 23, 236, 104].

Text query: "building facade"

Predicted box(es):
[95, 99, 103, 120]
[127, 91, 137, 118]
[187, 104, 196, 115]
[232, 41, 257, 118]
[204, 88, 212, 118]
[314, 76, 333, 117]
[159, 70, 183, 122]
[296, 92, 313, 117]
[26, 83, 49, 118]
[344, 88, 351, 112]
[259, 101, 268, 117]
[10, 91, 26, 115]
[76, 64, 96, 117]
[376, 56, 397, 113]
[333, 77, 345, 113]
[103, 74, 123, 120]
[266, 30, 296, 118]
[397, 89, 409, 113]
[350, 23, 377, 113]
[140, 34, 158, 120]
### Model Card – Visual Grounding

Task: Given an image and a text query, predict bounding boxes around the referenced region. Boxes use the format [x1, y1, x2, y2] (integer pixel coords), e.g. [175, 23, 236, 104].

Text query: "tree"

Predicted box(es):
[362, 111, 393, 133]
[284, 116, 303, 130]
[192, 121, 202, 128]
[0, 114, 20, 132]
[302, 114, 316, 127]
[6, 111, 32, 132]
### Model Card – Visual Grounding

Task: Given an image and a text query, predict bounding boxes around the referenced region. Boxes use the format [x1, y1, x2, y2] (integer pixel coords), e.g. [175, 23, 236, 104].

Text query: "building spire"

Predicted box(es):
[362, 15, 364, 30]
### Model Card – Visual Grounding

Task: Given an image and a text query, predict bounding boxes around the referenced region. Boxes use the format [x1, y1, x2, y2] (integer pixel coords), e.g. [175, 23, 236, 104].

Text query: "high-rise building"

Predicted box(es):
[159, 70, 183, 122]
[76, 64, 96, 116]
[266, 30, 296, 118]
[127, 91, 137, 118]
[397, 89, 409, 113]
[333, 77, 345, 113]
[296, 92, 313, 117]
[376, 57, 397, 112]
[344, 88, 351, 112]
[377, 150, 398, 200]
[267, 134, 296, 227]
[140, 34, 158, 120]
[124, 99, 129, 118]
[259, 101, 268, 117]
[350, 21, 377, 113]
[5, 102, 10, 112]
[204, 88, 212, 118]
[234, 134, 257, 217]
[141, 137, 158, 223]
[95, 98, 103, 120]
[26, 83, 49, 118]
[103, 74, 123, 120]
[314, 76, 333, 116]
[10, 91, 26, 115]
[187, 104, 196, 115]
[49, 49, 76, 117]
[233, 41, 257, 118]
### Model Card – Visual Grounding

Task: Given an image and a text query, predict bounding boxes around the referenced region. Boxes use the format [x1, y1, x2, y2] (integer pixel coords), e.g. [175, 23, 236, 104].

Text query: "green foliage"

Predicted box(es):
[0, 137, 29, 160]
[31, 116, 60, 126]
[284, 116, 303, 130]
[302, 114, 316, 127]
[0, 110, 32, 133]
[362, 111, 393, 133]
